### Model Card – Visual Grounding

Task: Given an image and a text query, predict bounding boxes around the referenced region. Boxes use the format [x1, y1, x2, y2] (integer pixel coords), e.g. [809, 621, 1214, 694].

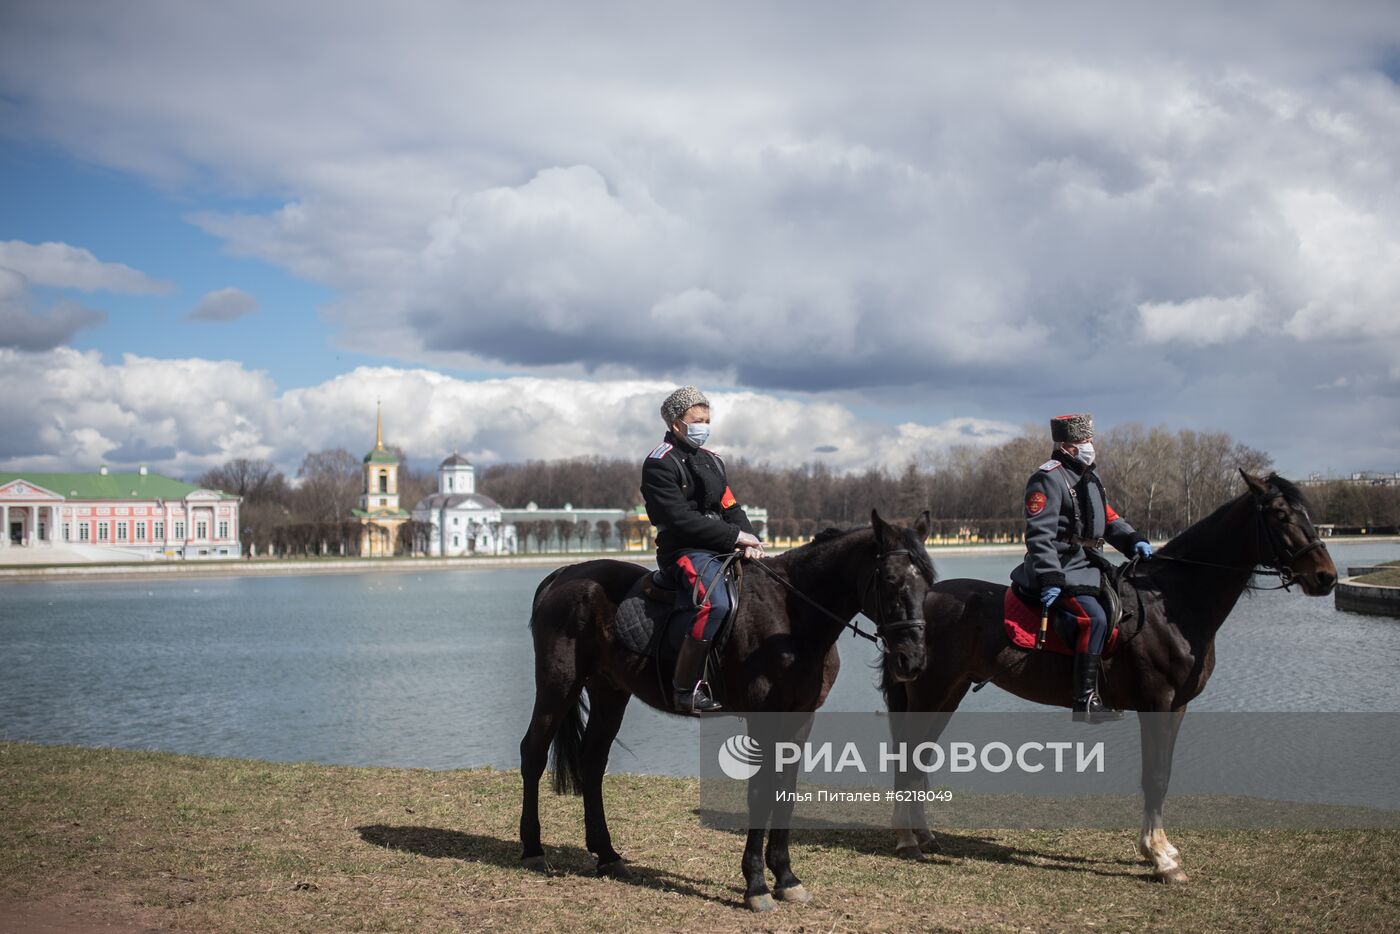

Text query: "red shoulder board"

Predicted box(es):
[721, 486, 738, 509]
[647, 442, 673, 460]
[1026, 491, 1048, 516]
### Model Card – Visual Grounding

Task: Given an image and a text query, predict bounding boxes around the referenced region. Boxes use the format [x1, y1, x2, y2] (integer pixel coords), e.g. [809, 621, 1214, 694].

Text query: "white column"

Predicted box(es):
[1, 504, 7, 547]
[30, 504, 37, 545]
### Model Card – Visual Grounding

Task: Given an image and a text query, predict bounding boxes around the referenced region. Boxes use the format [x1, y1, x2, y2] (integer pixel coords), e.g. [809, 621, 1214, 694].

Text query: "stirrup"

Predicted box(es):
[674, 681, 723, 715]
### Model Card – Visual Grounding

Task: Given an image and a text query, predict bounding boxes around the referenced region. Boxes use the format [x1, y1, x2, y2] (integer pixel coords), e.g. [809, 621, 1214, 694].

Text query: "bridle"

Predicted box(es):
[1149, 485, 1327, 591]
[746, 542, 927, 647]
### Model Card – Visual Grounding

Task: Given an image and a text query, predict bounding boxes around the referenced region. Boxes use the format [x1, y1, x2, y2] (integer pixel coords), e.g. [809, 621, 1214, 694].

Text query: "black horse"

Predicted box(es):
[883, 472, 1337, 882]
[520, 510, 935, 911]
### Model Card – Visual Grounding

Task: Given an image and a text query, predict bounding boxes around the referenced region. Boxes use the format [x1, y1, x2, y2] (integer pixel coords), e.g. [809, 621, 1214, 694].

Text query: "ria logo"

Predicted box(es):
[718, 734, 764, 780]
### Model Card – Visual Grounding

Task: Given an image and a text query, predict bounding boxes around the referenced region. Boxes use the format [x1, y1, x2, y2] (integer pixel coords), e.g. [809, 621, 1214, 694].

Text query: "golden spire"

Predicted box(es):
[375, 398, 384, 450]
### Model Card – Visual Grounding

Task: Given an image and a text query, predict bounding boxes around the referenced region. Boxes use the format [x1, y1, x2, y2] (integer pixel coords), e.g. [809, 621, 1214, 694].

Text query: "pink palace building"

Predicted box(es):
[0, 466, 242, 560]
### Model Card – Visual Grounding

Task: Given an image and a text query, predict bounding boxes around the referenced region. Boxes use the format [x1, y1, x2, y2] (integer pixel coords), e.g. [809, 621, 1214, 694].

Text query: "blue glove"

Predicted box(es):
[1135, 541, 1154, 559]
[1040, 586, 1061, 608]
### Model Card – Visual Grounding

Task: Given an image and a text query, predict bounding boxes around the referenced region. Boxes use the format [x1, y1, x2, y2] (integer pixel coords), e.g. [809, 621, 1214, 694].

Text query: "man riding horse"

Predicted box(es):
[641, 386, 764, 715]
[1011, 413, 1153, 723]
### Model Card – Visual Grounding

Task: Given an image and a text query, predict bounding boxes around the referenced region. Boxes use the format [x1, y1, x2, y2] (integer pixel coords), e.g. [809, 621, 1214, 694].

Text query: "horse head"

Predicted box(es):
[868, 508, 936, 683]
[1239, 470, 1337, 596]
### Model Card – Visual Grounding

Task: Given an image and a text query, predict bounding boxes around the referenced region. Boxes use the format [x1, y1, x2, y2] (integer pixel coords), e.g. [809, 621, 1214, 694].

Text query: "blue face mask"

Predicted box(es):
[683, 422, 711, 447]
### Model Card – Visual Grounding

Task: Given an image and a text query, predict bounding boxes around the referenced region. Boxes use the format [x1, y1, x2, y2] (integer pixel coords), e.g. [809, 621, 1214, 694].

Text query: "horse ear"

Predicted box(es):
[871, 508, 893, 545]
[1239, 469, 1268, 495]
[915, 510, 931, 542]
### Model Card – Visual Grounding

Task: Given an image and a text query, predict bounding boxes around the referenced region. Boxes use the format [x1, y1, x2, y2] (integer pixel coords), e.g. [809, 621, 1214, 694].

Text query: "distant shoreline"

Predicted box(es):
[2, 536, 1393, 583]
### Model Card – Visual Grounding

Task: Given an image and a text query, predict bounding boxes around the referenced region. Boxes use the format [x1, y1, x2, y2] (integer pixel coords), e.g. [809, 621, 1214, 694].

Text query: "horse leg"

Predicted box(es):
[897, 678, 971, 859]
[518, 680, 579, 872]
[580, 684, 632, 877]
[766, 717, 815, 905]
[1137, 706, 1188, 883]
[742, 727, 781, 912]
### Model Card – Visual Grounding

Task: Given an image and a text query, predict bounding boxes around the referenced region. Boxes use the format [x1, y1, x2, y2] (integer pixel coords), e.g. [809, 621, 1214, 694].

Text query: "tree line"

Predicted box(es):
[196, 425, 1399, 555]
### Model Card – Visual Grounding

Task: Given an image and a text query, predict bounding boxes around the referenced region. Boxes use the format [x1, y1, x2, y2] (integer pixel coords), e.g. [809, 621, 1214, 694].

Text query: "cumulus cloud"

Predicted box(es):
[2, 4, 1396, 394]
[0, 240, 172, 294]
[187, 287, 258, 322]
[0, 266, 106, 351]
[1139, 292, 1267, 345]
[0, 348, 1021, 480]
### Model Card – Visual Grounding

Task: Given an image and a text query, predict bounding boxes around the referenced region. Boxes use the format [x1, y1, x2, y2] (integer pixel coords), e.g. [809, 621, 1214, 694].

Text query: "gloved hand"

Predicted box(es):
[1135, 541, 1154, 559]
[1040, 586, 1061, 608]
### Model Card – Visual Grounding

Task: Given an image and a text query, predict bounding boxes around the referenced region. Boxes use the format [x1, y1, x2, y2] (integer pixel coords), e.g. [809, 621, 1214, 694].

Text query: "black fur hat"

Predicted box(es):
[1050, 413, 1094, 443]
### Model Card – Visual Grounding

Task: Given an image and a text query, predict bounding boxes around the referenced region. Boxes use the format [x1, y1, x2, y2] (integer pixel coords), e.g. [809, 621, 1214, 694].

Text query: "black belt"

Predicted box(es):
[1059, 535, 1104, 551]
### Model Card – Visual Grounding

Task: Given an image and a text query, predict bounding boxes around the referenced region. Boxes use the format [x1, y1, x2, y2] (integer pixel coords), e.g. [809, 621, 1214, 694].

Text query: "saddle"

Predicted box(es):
[614, 564, 742, 661]
[1004, 562, 1132, 657]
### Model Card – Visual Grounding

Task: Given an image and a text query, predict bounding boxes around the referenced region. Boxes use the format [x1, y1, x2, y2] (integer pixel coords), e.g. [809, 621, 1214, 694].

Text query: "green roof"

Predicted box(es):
[0, 471, 237, 501]
[363, 449, 398, 464]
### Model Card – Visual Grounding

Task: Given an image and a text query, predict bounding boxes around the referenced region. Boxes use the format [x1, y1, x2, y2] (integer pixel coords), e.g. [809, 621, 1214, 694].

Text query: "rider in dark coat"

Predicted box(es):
[1010, 413, 1153, 723]
[641, 386, 762, 714]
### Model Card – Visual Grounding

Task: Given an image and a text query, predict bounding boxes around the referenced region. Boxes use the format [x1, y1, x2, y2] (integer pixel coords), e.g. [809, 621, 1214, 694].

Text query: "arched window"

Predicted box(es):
[447, 476, 453, 491]
[379, 471, 388, 494]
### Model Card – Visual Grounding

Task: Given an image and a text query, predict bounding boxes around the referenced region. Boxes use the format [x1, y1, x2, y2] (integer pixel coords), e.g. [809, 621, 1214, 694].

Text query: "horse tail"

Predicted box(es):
[550, 690, 589, 796]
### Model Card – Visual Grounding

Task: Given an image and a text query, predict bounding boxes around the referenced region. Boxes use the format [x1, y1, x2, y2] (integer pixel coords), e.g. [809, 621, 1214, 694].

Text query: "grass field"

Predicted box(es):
[1, 742, 1396, 932]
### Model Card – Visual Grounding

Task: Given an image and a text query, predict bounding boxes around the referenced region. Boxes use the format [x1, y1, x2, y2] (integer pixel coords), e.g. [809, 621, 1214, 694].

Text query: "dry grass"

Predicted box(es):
[1, 742, 1396, 933]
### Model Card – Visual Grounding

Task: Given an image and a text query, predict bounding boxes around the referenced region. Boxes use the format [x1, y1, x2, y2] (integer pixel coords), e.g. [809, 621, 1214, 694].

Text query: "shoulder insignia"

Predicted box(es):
[1026, 491, 1048, 516]
[1038, 459, 1060, 472]
[721, 486, 738, 509]
[647, 442, 673, 460]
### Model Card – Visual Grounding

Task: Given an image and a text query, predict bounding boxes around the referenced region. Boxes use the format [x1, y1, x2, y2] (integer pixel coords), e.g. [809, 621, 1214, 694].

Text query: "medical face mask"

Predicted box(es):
[1072, 441, 1095, 467]
[684, 422, 711, 447]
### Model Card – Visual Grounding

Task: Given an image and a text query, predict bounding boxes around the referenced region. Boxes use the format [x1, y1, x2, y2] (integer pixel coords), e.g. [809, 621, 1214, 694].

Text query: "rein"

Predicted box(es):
[744, 547, 924, 647]
[1143, 487, 1326, 592]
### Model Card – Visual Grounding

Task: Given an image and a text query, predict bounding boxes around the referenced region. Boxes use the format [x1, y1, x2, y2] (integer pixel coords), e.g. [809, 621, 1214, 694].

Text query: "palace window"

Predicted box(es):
[196, 521, 208, 539]
[218, 521, 229, 539]
[79, 524, 90, 542]
[64, 523, 71, 542]
[154, 521, 165, 539]
[136, 523, 147, 542]
[117, 523, 128, 542]
[379, 471, 388, 494]
[174, 521, 185, 539]
[98, 522, 109, 542]
[453, 516, 460, 526]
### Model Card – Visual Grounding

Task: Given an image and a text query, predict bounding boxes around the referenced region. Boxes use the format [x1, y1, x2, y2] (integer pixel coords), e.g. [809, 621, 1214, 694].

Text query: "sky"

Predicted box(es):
[2, 2, 1398, 482]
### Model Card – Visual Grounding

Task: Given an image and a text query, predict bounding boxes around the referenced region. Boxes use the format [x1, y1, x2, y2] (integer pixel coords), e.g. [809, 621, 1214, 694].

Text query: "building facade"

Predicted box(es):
[351, 403, 410, 556]
[0, 466, 241, 560]
[411, 453, 517, 555]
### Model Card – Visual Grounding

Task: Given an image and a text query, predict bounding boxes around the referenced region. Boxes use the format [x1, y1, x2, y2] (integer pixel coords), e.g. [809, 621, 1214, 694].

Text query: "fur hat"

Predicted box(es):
[660, 386, 710, 425]
[1050, 413, 1094, 443]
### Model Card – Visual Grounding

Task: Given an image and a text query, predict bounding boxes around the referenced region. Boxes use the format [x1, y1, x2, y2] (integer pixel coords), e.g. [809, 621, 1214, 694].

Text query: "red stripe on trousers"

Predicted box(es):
[676, 555, 711, 641]
[1066, 596, 1091, 653]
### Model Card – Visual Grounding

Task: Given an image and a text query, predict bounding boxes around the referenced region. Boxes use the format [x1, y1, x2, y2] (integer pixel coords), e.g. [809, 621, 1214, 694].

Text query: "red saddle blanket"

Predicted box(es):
[1003, 588, 1118, 657]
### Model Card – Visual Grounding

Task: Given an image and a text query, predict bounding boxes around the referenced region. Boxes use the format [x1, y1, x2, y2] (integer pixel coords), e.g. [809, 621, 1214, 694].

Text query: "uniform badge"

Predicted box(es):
[721, 487, 737, 510]
[1026, 491, 1048, 516]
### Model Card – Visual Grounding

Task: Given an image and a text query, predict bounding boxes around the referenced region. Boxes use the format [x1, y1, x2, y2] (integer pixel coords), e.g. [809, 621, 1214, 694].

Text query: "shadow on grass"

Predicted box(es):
[356, 825, 734, 906]
[698, 817, 1146, 881]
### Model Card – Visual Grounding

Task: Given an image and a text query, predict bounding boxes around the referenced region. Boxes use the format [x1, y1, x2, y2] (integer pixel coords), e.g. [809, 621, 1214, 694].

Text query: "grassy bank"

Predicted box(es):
[1, 743, 1395, 933]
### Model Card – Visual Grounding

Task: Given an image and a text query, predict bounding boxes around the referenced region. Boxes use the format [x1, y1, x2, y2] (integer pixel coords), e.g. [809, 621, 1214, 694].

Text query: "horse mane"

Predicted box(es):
[1157, 472, 1312, 569]
[787, 523, 937, 584]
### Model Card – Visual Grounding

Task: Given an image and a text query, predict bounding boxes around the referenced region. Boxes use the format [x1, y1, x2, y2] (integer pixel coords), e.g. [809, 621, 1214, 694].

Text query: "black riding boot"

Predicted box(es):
[1072, 653, 1123, 724]
[673, 636, 722, 715]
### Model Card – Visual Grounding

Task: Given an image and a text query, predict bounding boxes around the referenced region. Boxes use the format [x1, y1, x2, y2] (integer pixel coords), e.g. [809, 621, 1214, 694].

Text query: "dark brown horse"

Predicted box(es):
[520, 511, 935, 911]
[883, 472, 1337, 882]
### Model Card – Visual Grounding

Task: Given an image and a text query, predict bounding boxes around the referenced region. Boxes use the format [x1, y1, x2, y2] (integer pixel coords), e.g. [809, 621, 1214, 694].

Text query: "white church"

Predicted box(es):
[411, 453, 518, 556]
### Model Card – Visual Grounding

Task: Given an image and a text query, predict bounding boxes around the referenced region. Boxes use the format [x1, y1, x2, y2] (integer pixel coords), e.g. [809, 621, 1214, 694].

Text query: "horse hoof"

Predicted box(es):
[597, 858, 633, 880]
[914, 830, 940, 853]
[521, 855, 553, 875]
[895, 844, 928, 862]
[775, 884, 812, 904]
[746, 893, 778, 913]
[1154, 867, 1189, 885]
